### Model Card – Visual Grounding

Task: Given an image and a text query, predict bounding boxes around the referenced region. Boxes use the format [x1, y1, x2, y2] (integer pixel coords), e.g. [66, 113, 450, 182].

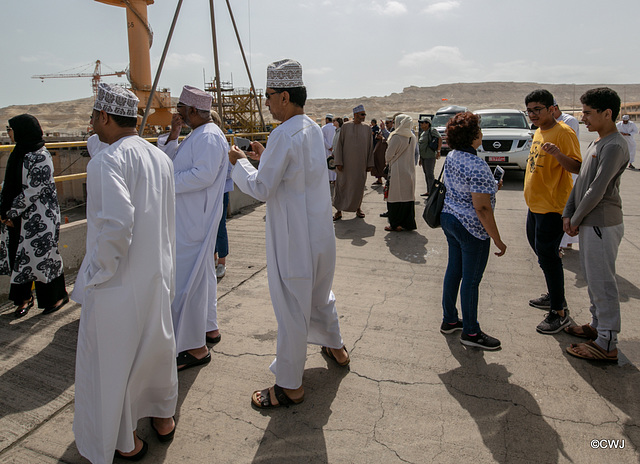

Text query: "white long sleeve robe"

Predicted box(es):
[158, 123, 228, 353]
[71, 136, 178, 464]
[322, 122, 337, 182]
[616, 120, 638, 164]
[232, 114, 343, 389]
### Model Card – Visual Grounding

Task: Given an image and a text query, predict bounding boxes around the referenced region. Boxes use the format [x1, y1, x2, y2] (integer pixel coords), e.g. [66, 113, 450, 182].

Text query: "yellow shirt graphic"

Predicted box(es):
[523, 122, 582, 214]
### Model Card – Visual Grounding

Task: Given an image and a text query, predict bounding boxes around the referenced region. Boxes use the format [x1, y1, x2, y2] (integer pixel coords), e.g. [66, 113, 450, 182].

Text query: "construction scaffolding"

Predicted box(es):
[205, 81, 264, 133]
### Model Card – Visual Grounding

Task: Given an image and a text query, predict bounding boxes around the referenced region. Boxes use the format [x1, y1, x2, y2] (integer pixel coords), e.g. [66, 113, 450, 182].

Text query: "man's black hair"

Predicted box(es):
[580, 87, 621, 121]
[272, 86, 307, 108]
[110, 113, 137, 128]
[525, 89, 555, 108]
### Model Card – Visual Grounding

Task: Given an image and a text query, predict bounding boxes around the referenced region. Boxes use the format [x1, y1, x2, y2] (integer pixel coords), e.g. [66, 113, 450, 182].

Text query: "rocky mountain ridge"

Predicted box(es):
[2, 82, 640, 135]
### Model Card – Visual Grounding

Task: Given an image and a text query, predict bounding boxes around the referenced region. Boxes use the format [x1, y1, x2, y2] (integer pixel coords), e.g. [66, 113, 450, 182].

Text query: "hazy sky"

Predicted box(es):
[2, 0, 639, 107]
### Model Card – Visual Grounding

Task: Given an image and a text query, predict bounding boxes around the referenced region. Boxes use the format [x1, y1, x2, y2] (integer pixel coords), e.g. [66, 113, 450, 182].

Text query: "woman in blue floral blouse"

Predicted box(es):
[439, 112, 506, 350]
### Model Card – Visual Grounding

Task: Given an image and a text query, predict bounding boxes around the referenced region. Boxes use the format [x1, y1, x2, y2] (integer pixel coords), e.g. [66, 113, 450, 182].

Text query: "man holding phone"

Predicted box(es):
[523, 89, 581, 335]
[229, 59, 348, 409]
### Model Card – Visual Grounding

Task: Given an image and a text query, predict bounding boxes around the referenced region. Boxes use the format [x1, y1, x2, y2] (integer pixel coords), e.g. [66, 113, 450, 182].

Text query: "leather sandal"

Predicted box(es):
[564, 323, 598, 340]
[114, 438, 148, 461]
[176, 351, 211, 372]
[150, 417, 176, 443]
[321, 345, 350, 366]
[251, 384, 304, 409]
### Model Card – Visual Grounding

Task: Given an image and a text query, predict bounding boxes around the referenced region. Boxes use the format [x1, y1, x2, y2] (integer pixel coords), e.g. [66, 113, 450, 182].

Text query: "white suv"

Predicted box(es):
[474, 109, 533, 171]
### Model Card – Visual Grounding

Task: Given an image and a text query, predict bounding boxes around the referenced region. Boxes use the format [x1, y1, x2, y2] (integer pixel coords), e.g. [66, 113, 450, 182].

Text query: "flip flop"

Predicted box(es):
[177, 351, 211, 372]
[114, 438, 148, 461]
[150, 417, 176, 443]
[321, 345, 350, 367]
[206, 334, 221, 344]
[566, 340, 618, 362]
[251, 384, 304, 409]
[564, 324, 598, 340]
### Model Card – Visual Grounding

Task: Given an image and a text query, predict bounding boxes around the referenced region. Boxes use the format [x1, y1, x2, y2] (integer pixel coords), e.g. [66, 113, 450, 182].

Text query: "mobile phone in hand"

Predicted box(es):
[235, 136, 251, 152]
[493, 165, 505, 183]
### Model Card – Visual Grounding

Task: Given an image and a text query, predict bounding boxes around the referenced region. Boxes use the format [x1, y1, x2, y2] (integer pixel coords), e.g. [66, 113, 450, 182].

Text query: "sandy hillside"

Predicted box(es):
[2, 82, 640, 135]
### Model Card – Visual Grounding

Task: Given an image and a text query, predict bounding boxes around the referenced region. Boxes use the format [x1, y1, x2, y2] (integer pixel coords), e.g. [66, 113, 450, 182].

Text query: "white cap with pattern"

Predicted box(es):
[94, 83, 139, 118]
[266, 59, 304, 88]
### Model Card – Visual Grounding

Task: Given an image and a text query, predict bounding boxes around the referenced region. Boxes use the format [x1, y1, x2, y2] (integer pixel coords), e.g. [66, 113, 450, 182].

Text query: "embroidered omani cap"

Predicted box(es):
[179, 85, 213, 111]
[94, 83, 139, 118]
[266, 59, 304, 88]
[622, 114, 630, 121]
[353, 104, 365, 114]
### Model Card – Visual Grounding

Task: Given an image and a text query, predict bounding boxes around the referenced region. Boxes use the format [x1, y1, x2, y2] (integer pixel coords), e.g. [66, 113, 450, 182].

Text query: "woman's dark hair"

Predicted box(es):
[580, 87, 621, 122]
[334, 117, 343, 127]
[445, 112, 481, 150]
[272, 86, 307, 108]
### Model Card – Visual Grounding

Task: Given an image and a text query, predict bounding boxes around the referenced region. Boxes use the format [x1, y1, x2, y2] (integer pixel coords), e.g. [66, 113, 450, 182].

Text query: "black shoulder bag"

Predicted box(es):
[422, 163, 446, 228]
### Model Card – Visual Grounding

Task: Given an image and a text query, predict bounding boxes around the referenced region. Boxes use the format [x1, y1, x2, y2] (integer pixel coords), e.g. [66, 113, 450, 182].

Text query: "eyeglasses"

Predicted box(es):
[357, 112, 366, 117]
[264, 90, 283, 100]
[526, 106, 548, 115]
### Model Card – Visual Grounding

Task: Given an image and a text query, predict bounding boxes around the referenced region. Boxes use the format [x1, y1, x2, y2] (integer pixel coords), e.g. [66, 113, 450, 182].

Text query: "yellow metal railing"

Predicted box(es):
[0, 132, 271, 183]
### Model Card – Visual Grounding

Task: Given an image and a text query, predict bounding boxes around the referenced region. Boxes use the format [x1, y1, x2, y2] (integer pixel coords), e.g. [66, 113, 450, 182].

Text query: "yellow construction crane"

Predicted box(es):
[32, 60, 127, 97]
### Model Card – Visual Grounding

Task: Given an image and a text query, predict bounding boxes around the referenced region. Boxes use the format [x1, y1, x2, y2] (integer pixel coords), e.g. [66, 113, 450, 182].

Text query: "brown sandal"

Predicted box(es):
[251, 384, 304, 409]
[321, 345, 350, 367]
[355, 210, 365, 218]
[333, 212, 342, 221]
[566, 340, 618, 362]
[564, 324, 598, 340]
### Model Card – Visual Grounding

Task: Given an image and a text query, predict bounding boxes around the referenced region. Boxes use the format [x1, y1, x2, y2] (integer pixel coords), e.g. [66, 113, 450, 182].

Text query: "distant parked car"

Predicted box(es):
[474, 109, 533, 171]
[432, 105, 468, 155]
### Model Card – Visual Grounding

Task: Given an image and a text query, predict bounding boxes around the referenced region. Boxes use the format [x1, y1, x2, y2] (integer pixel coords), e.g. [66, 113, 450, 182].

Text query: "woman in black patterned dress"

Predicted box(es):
[1, 114, 68, 318]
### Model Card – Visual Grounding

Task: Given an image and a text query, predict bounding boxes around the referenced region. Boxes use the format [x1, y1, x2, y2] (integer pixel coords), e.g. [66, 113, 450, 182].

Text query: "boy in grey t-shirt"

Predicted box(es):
[563, 87, 629, 362]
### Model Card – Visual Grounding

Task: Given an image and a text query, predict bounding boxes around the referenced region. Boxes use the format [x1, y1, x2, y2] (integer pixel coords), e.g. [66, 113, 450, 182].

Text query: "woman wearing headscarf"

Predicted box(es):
[0, 114, 68, 318]
[384, 114, 417, 231]
[439, 112, 506, 350]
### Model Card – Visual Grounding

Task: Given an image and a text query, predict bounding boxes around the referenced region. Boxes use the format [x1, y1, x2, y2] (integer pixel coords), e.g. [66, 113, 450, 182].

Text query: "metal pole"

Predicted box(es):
[224, 0, 265, 131]
[209, 0, 224, 124]
[139, 0, 183, 135]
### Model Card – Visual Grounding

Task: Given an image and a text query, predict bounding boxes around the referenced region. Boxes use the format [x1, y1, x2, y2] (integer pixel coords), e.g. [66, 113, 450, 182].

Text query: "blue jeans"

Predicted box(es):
[525, 210, 564, 311]
[441, 212, 490, 335]
[215, 192, 229, 258]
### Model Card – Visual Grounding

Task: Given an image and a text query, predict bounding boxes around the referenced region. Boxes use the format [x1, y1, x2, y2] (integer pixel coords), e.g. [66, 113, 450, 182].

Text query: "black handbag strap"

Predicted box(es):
[436, 162, 445, 182]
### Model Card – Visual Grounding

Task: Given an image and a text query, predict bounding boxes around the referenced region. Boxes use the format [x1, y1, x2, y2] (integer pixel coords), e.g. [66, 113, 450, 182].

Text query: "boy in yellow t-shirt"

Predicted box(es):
[523, 89, 582, 335]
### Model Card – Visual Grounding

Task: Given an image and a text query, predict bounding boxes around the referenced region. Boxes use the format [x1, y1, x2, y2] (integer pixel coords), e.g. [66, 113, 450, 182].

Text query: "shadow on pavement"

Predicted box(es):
[439, 336, 569, 463]
[384, 228, 429, 264]
[334, 218, 376, 247]
[0, 319, 77, 421]
[557, 335, 640, 456]
[251, 366, 348, 464]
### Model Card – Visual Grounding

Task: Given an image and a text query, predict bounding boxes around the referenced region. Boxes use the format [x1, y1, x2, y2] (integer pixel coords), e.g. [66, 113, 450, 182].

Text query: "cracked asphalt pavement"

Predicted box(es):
[1, 129, 639, 463]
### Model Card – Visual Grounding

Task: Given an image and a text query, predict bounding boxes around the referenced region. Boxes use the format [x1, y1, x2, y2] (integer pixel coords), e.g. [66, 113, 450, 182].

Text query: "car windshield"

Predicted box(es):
[432, 113, 455, 127]
[479, 113, 528, 129]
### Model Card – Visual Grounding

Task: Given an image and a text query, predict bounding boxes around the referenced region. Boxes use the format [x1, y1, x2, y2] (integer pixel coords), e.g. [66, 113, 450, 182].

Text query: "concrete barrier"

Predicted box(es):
[0, 187, 262, 297]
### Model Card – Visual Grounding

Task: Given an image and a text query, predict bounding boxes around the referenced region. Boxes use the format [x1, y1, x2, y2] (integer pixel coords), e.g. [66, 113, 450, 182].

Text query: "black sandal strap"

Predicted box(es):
[273, 384, 296, 406]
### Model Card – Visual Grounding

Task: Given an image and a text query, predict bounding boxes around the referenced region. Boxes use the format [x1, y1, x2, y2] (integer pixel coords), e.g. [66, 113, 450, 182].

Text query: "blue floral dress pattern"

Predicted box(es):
[442, 149, 497, 239]
[0, 147, 64, 284]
